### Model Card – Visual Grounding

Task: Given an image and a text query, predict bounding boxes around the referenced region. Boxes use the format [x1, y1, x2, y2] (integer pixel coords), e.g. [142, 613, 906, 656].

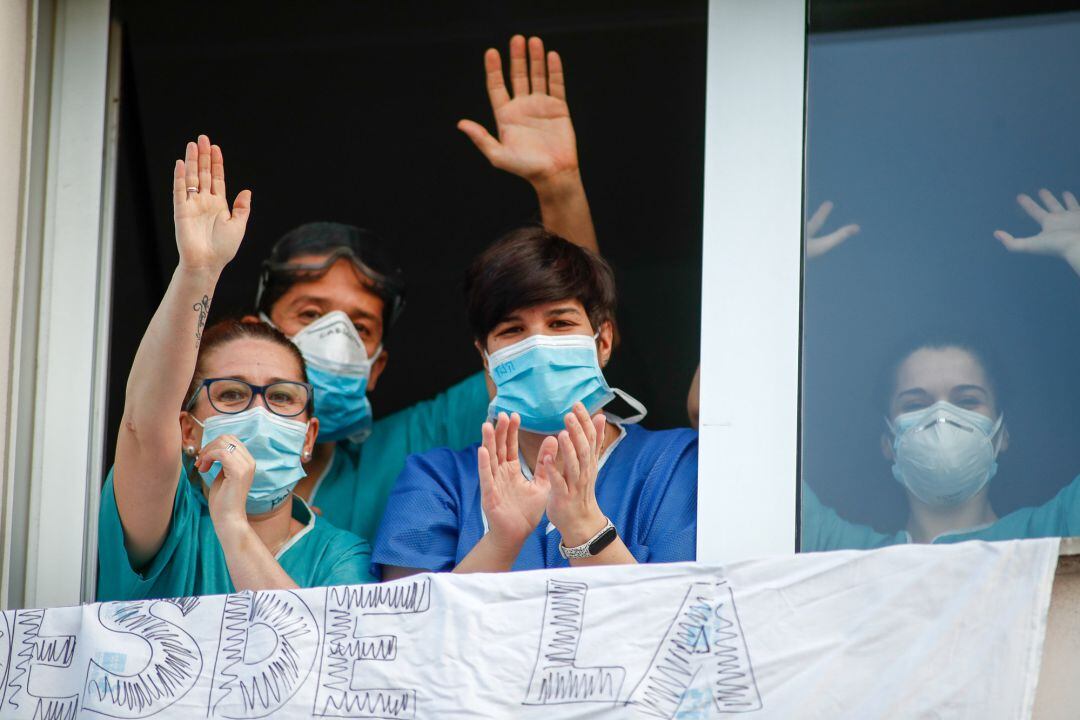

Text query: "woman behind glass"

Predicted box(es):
[98, 135, 375, 600]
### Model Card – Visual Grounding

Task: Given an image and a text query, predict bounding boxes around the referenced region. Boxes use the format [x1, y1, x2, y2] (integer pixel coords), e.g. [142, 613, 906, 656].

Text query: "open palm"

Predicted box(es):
[478, 413, 550, 543]
[458, 35, 578, 184]
[995, 189, 1080, 277]
[173, 134, 251, 273]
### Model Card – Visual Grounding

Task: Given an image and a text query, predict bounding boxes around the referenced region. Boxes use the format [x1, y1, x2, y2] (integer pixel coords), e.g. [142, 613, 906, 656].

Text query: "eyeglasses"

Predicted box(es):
[185, 378, 313, 418]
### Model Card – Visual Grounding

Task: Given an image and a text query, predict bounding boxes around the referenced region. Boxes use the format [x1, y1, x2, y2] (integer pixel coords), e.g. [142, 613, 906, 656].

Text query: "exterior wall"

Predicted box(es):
[1034, 541, 1080, 718]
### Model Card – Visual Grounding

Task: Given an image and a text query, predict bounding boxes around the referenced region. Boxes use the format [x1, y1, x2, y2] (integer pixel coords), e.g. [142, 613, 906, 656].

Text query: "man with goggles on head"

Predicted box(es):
[246, 35, 600, 545]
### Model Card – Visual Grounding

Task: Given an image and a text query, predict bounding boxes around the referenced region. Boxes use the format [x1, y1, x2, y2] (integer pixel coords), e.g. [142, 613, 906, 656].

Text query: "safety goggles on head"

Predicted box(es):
[185, 378, 314, 418]
[255, 223, 406, 328]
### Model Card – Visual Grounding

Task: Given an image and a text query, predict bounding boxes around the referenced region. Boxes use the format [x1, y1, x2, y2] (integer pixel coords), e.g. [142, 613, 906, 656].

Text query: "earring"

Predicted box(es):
[184, 445, 196, 456]
[302, 450, 312, 462]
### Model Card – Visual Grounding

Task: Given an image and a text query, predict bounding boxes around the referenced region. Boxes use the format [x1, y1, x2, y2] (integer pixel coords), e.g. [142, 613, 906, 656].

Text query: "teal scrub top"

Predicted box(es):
[802, 474, 1080, 551]
[98, 468, 376, 601]
[308, 370, 490, 542]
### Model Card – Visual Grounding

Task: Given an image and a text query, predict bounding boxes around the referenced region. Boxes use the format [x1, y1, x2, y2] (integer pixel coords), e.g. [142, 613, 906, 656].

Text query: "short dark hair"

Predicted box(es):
[256, 222, 406, 337]
[879, 330, 1007, 415]
[464, 226, 618, 346]
[185, 318, 310, 411]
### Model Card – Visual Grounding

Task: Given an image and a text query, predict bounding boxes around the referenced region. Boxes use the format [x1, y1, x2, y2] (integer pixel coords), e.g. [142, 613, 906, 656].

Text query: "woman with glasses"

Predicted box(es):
[97, 135, 375, 601]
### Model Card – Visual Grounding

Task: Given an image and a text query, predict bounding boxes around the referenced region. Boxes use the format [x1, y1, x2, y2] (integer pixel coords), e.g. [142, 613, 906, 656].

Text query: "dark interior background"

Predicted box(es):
[106, 0, 707, 470]
[801, 9, 1080, 537]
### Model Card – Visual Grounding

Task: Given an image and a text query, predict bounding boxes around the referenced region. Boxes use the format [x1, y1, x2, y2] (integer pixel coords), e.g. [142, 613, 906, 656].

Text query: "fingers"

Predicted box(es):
[1065, 191, 1080, 211]
[538, 436, 564, 494]
[806, 223, 860, 259]
[483, 48, 510, 111]
[230, 189, 252, 228]
[196, 435, 254, 481]
[197, 135, 212, 195]
[547, 51, 566, 101]
[528, 36, 546, 94]
[210, 144, 226, 197]
[481, 421, 497, 472]
[173, 160, 188, 207]
[570, 403, 598, 458]
[1039, 188, 1065, 213]
[1017, 193, 1049, 223]
[507, 413, 521, 463]
[557, 430, 580, 488]
[565, 410, 593, 477]
[494, 412, 509, 464]
[477, 446, 498, 502]
[592, 413, 607, 457]
[508, 34, 528, 97]
[805, 200, 833, 236]
[994, 230, 1035, 253]
[457, 119, 503, 164]
[184, 141, 199, 192]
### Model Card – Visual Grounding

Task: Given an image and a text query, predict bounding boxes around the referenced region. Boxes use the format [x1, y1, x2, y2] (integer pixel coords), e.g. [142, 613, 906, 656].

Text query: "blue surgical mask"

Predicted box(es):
[888, 401, 1004, 507]
[194, 406, 310, 515]
[278, 310, 381, 444]
[484, 333, 646, 434]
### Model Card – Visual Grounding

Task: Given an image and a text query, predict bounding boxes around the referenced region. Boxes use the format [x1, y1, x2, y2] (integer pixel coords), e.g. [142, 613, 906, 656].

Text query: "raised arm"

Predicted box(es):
[458, 35, 598, 253]
[114, 135, 251, 569]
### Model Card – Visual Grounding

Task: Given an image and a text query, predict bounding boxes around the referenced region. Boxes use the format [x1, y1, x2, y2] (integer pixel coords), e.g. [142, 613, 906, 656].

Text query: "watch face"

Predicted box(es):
[588, 526, 618, 556]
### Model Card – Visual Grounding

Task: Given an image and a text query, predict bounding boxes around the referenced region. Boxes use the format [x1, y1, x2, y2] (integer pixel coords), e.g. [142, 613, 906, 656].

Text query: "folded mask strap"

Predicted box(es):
[603, 388, 647, 426]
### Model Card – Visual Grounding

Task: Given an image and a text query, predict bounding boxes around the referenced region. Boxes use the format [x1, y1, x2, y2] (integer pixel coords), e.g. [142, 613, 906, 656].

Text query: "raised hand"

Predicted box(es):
[458, 35, 578, 187]
[806, 201, 860, 259]
[477, 413, 551, 548]
[995, 189, 1080, 277]
[173, 134, 252, 273]
[543, 403, 608, 547]
[197, 434, 257, 526]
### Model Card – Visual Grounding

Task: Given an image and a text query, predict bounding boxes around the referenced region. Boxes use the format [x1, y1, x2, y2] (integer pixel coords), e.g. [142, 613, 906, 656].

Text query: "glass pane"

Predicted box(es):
[801, 10, 1080, 550]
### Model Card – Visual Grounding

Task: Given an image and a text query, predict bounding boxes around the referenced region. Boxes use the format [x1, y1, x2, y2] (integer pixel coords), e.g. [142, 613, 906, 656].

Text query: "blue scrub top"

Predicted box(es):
[309, 371, 491, 542]
[802, 475, 1080, 551]
[98, 468, 376, 601]
[371, 424, 698, 574]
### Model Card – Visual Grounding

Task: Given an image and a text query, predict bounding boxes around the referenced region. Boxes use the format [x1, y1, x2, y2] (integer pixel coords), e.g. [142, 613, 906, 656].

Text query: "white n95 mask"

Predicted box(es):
[888, 400, 1004, 507]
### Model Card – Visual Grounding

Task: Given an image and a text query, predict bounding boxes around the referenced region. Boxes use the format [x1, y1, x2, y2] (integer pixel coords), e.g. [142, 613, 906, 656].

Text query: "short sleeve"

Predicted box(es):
[320, 536, 378, 586]
[800, 482, 897, 551]
[641, 437, 698, 563]
[97, 468, 196, 601]
[370, 450, 465, 575]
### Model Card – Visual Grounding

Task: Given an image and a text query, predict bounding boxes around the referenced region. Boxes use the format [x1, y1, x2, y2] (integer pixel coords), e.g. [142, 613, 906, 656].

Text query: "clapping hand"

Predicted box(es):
[477, 413, 551, 550]
[995, 189, 1080, 277]
[173, 134, 251, 274]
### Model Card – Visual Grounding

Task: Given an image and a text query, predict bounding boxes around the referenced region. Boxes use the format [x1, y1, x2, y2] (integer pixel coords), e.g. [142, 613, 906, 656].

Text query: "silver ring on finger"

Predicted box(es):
[186, 186, 199, 195]
[225, 442, 237, 454]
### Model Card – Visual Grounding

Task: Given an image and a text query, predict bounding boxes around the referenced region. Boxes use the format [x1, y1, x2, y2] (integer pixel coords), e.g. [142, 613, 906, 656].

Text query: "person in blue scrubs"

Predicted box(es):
[804, 188, 1080, 550]
[244, 35, 601, 545]
[99, 135, 374, 601]
[373, 227, 698, 578]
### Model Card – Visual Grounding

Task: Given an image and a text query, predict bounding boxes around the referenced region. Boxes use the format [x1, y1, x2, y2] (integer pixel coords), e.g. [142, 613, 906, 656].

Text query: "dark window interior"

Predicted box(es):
[106, 0, 707, 471]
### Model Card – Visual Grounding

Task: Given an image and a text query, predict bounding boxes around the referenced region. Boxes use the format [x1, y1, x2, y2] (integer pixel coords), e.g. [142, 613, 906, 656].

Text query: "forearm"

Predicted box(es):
[122, 265, 218, 446]
[216, 519, 300, 591]
[534, 171, 598, 253]
[453, 532, 525, 573]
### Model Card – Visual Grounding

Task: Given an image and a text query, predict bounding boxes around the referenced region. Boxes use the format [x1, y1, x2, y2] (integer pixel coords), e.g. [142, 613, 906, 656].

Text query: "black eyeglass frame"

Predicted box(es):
[184, 377, 315, 418]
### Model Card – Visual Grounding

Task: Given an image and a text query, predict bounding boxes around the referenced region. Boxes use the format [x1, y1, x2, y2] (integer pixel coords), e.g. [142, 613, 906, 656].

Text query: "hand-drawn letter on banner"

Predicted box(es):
[313, 577, 431, 719]
[83, 598, 203, 718]
[208, 591, 319, 718]
[629, 582, 762, 718]
[3, 608, 80, 719]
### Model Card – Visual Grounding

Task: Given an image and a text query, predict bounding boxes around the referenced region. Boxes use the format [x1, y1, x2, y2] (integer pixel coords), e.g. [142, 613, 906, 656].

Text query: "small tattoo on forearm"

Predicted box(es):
[193, 295, 211, 341]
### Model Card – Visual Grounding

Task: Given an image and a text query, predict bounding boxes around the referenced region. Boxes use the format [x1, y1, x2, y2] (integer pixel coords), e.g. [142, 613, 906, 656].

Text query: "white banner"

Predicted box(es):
[0, 539, 1057, 719]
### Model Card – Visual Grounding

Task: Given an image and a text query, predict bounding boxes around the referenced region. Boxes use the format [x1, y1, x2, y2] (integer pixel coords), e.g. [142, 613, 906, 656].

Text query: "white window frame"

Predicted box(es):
[2, 0, 114, 609]
[696, 0, 806, 563]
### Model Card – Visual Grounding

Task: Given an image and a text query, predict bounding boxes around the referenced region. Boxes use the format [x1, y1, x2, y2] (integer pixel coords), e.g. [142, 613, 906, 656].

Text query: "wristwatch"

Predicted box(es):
[558, 518, 618, 560]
